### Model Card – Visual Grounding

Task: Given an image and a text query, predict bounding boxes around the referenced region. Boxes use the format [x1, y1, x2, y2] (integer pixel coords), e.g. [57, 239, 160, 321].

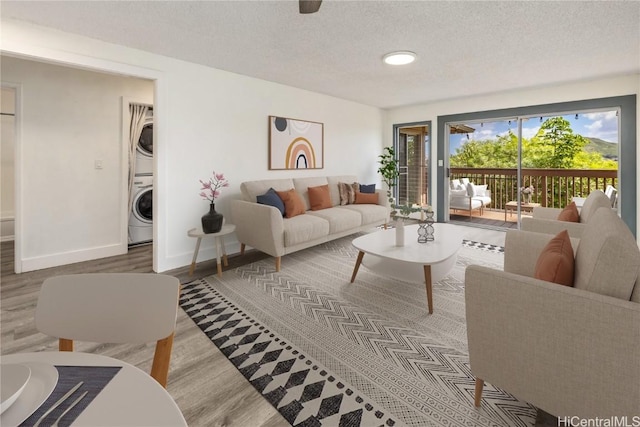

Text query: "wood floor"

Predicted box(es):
[0, 225, 519, 427]
[0, 241, 288, 427]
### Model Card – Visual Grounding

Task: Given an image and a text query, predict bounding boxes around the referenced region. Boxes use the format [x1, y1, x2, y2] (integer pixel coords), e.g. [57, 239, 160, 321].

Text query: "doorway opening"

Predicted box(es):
[394, 121, 431, 208]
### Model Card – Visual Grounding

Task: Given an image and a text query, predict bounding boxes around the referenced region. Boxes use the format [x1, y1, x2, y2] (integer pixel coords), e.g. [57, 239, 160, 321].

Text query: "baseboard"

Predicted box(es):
[1, 217, 15, 242]
[159, 241, 243, 273]
[20, 243, 127, 273]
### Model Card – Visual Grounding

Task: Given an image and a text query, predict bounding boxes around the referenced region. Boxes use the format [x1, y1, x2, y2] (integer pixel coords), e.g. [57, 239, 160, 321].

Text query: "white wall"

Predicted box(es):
[1, 56, 154, 271]
[1, 20, 384, 272]
[384, 74, 640, 228]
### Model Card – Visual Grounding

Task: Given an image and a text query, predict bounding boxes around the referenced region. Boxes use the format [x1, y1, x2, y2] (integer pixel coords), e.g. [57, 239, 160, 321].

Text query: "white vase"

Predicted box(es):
[395, 218, 405, 247]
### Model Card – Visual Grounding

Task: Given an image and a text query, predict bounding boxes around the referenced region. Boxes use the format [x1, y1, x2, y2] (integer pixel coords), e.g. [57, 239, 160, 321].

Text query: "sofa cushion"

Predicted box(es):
[307, 207, 362, 234]
[574, 208, 640, 300]
[631, 280, 640, 303]
[282, 214, 330, 247]
[340, 204, 388, 225]
[354, 191, 378, 204]
[338, 182, 358, 205]
[256, 188, 285, 216]
[557, 201, 579, 222]
[293, 177, 329, 211]
[327, 175, 359, 206]
[534, 230, 574, 287]
[359, 183, 376, 194]
[276, 188, 306, 219]
[580, 190, 613, 223]
[308, 184, 332, 211]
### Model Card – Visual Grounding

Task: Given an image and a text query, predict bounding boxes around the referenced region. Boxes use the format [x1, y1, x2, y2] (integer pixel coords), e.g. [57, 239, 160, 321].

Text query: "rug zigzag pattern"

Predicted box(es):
[181, 236, 536, 426]
[180, 280, 399, 427]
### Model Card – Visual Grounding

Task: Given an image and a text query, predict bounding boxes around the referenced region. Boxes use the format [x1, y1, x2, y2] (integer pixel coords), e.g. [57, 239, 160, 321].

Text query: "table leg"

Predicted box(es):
[215, 237, 223, 277]
[189, 237, 203, 276]
[423, 264, 433, 314]
[220, 236, 229, 267]
[350, 251, 365, 283]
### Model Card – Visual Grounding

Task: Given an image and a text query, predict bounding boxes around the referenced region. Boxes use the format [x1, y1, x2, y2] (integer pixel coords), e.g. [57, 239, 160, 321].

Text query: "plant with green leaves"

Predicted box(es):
[377, 146, 399, 205]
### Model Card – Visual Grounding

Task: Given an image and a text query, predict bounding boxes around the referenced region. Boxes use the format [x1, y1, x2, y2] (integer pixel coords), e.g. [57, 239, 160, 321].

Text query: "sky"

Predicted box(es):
[449, 110, 619, 155]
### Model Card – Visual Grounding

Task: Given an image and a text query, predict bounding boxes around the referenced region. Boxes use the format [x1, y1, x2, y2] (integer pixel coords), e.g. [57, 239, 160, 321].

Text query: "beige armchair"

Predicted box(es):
[520, 189, 612, 238]
[465, 207, 640, 418]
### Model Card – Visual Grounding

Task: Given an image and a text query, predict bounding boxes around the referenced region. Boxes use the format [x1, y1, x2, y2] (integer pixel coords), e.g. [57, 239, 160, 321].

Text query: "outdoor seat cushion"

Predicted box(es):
[450, 196, 486, 211]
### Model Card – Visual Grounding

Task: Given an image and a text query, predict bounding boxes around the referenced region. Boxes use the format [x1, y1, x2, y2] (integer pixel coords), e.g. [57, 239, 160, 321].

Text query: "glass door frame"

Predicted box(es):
[392, 120, 432, 208]
[436, 95, 636, 236]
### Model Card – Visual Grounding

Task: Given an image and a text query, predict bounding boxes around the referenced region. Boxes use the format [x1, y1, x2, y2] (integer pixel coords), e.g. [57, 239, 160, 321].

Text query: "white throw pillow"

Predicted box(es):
[466, 182, 476, 197]
[450, 179, 461, 190]
[460, 178, 470, 186]
[474, 184, 488, 197]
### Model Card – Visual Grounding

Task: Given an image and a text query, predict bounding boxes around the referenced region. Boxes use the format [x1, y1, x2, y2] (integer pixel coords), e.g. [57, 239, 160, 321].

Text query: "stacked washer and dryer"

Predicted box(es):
[128, 107, 153, 245]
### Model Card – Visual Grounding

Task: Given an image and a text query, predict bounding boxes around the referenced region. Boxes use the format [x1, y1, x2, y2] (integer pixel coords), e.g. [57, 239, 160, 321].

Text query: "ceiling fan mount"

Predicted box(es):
[299, 0, 322, 14]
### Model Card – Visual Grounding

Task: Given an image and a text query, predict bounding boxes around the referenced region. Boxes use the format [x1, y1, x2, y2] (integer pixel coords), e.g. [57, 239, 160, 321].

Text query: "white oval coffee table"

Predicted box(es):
[350, 223, 464, 314]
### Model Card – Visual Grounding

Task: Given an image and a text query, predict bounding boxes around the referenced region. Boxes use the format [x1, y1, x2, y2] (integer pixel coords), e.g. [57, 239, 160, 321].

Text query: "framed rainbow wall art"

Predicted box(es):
[269, 116, 324, 170]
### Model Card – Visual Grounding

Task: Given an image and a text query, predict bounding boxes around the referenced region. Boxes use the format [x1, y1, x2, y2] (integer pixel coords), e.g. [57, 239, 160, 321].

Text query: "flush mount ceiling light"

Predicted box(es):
[383, 51, 416, 65]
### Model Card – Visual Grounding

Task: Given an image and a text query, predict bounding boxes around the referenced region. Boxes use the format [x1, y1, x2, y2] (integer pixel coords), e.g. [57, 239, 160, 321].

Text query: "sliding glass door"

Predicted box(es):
[445, 109, 620, 229]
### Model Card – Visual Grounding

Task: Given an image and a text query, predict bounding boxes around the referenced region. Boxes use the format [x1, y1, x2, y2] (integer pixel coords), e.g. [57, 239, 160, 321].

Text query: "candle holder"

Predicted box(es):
[418, 210, 435, 243]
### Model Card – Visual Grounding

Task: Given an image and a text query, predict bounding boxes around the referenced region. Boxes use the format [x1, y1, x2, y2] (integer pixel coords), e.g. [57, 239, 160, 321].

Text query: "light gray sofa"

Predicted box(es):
[521, 189, 612, 238]
[465, 206, 640, 418]
[230, 175, 389, 271]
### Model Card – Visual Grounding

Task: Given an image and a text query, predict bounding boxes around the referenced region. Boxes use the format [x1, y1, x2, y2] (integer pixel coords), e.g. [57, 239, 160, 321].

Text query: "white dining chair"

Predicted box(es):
[35, 273, 181, 388]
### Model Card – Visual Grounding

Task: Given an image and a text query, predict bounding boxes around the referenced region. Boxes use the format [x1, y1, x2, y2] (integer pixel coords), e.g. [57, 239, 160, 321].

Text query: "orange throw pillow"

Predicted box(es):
[534, 230, 575, 287]
[557, 201, 579, 222]
[354, 191, 378, 204]
[308, 185, 332, 211]
[275, 188, 306, 218]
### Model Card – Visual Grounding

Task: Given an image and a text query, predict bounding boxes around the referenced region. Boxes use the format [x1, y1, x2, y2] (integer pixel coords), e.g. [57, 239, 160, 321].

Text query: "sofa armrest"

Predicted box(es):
[465, 266, 640, 417]
[375, 189, 389, 207]
[521, 217, 586, 239]
[230, 200, 285, 257]
[532, 206, 563, 219]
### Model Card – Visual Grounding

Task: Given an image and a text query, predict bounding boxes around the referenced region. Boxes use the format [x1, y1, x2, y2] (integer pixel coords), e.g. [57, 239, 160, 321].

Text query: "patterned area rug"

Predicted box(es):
[180, 234, 536, 427]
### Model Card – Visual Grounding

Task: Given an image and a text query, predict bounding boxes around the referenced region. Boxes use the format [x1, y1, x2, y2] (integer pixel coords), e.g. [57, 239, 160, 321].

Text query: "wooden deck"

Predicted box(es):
[449, 208, 531, 229]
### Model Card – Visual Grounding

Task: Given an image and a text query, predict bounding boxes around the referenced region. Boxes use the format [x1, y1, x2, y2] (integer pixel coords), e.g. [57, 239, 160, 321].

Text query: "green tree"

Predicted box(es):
[535, 117, 588, 168]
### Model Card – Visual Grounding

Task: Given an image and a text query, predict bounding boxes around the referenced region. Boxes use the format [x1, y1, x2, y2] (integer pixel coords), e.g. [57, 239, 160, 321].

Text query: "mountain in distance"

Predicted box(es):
[584, 137, 618, 160]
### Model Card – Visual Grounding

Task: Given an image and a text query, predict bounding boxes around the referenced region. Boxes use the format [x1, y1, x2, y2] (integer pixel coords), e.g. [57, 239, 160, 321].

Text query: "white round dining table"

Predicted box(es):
[1, 352, 186, 427]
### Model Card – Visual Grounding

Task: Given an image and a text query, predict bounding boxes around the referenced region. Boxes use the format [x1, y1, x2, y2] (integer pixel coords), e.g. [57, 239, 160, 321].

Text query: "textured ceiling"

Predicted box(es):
[2, 0, 639, 109]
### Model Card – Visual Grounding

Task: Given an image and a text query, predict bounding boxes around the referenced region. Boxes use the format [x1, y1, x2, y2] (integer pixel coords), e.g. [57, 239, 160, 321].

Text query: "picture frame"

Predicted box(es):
[268, 116, 324, 170]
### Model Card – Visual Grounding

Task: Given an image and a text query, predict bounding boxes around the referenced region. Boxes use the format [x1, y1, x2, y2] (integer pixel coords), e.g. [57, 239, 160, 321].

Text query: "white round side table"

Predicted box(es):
[187, 224, 236, 277]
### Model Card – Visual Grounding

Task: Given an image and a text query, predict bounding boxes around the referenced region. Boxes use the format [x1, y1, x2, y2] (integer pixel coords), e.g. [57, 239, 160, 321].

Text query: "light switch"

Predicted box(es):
[95, 159, 103, 169]
[438, 159, 444, 167]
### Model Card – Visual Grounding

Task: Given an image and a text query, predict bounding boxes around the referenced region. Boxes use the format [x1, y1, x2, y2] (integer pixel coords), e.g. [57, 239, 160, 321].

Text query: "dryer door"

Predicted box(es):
[137, 121, 153, 158]
[133, 187, 153, 224]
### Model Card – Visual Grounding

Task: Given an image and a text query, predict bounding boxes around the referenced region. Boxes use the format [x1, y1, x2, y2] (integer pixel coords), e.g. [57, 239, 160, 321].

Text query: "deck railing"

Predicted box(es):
[450, 167, 617, 210]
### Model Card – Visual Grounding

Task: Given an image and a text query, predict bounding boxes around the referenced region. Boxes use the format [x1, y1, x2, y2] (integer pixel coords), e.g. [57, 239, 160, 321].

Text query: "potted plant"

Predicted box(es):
[377, 146, 400, 224]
